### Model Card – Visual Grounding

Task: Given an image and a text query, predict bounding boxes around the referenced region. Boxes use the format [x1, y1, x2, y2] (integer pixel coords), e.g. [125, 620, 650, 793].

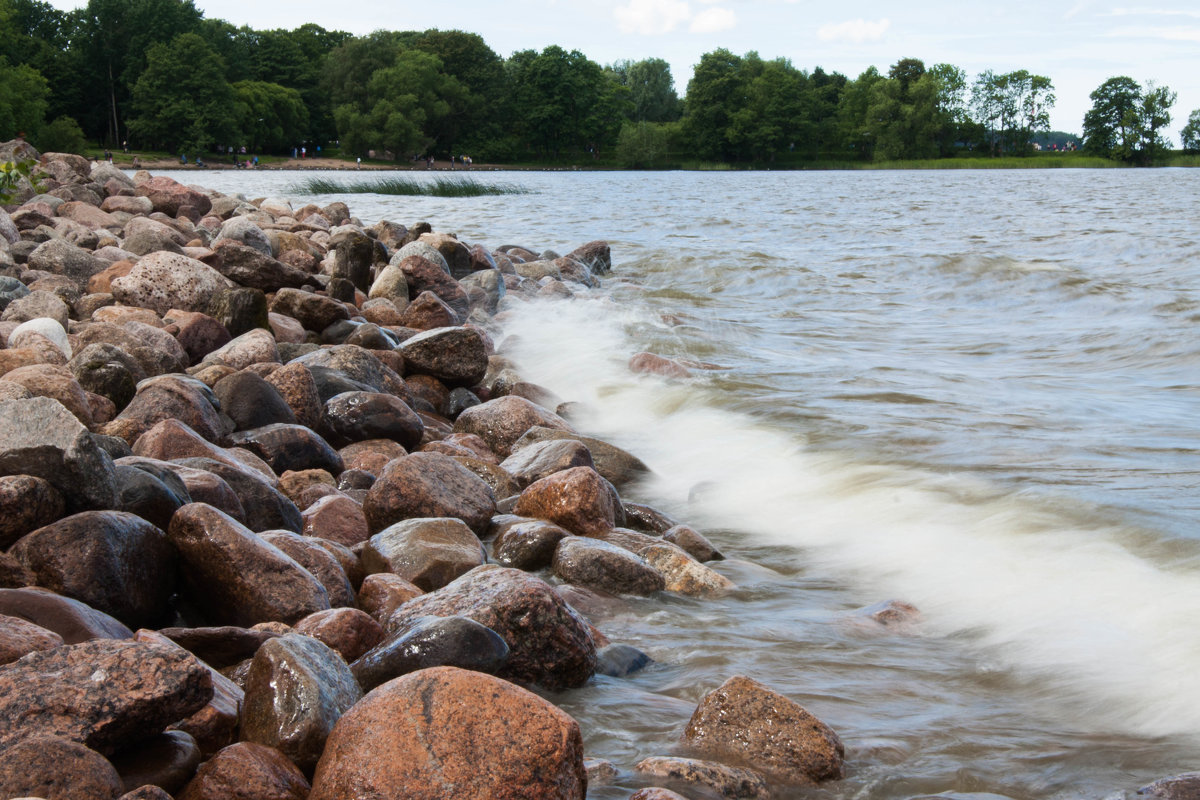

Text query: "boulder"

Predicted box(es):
[293, 608, 384, 663]
[363, 517, 486, 591]
[301, 493, 370, 547]
[511, 426, 651, 490]
[111, 251, 233, 316]
[27, 237, 106, 286]
[363, 451, 496, 535]
[0, 734, 124, 800]
[212, 371, 296, 431]
[109, 730, 202, 796]
[356, 573, 423, 625]
[0, 638, 212, 755]
[0, 612, 63, 665]
[321, 390, 424, 450]
[682, 675, 845, 786]
[394, 254, 469, 318]
[349, 614, 508, 693]
[166, 502, 330, 626]
[175, 742, 309, 800]
[175, 458, 302, 533]
[514, 466, 619, 536]
[210, 239, 311, 292]
[202, 328, 279, 371]
[397, 325, 488, 387]
[0, 586, 132, 643]
[634, 756, 769, 800]
[268, 287, 350, 332]
[387, 566, 596, 690]
[260, 531, 355, 609]
[552, 536, 665, 596]
[0, 396, 117, 511]
[0, 474, 66, 549]
[10, 510, 176, 629]
[134, 176, 213, 218]
[309, 666, 585, 800]
[492, 518, 570, 571]
[228, 423, 343, 475]
[117, 376, 224, 443]
[499, 438, 594, 488]
[241, 633, 362, 774]
[397, 290, 459, 329]
[453, 396, 574, 459]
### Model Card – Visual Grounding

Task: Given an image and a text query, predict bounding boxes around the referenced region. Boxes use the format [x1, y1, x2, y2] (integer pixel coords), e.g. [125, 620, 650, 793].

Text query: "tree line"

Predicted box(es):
[1, 0, 1196, 166]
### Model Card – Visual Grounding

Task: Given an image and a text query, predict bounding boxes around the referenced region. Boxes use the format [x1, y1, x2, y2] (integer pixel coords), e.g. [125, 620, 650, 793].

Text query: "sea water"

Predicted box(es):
[184, 167, 1200, 798]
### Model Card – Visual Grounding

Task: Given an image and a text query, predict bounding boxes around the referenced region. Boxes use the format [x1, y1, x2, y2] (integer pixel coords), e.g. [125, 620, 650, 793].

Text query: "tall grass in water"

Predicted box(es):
[290, 176, 530, 197]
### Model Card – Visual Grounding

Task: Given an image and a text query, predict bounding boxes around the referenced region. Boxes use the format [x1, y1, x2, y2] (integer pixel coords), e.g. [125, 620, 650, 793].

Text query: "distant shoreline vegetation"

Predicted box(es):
[289, 176, 532, 196]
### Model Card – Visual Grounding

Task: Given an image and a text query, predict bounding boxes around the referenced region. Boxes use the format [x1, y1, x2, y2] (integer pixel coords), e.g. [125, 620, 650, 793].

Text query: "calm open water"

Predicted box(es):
[181, 167, 1200, 798]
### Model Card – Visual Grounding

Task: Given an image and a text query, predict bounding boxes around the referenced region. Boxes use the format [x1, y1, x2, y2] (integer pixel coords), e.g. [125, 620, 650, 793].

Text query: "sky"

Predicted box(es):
[46, 0, 1200, 141]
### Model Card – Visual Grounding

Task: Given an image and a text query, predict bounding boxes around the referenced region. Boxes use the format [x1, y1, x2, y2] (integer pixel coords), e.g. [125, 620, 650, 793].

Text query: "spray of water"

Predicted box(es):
[500, 293, 1200, 739]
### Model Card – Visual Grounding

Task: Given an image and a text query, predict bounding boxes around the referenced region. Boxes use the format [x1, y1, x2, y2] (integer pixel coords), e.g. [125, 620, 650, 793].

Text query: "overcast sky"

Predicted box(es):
[47, 0, 1200, 140]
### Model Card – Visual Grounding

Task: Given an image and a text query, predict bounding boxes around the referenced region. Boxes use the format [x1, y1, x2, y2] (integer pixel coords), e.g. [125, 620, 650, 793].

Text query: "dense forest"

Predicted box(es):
[1, 0, 1196, 167]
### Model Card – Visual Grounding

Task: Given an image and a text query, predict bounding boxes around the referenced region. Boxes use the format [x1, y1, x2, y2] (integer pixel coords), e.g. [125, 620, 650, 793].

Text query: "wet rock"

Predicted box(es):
[177, 458, 302, 533]
[241, 633, 362, 774]
[0, 396, 118, 511]
[641, 543, 735, 598]
[682, 675, 845, 785]
[629, 789, 691, 800]
[331, 230, 374, 291]
[388, 566, 596, 690]
[339, 437, 406, 472]
[291, 344, 401, 395]
[167, 503, 330, 626]
[260, 531, 356, 609]
[364, 451, 496, 535]
[623, 502, 680, 534]
[511, 426, 651, 490]
[395, 254, 469, 318]
[596, 643, 652, 677]
[309, 666, 585, 800]
[268, 287, 350, 332]
[566, 240, 611, 274]
[357, 572, 423, 624]
[454, 396, 574, 459]
[120, 785, 174, 800]
[110, 730, 202, 795]
[398, 289, 459, 329]
[351, 614, 509, 692]
[301, 493, 370, 547]
[492, 518, 570, 570]
[585, 757, 619, 786]
[0, 734, 124, 800]
[111, 251, 232, 316]
[634, 756, 769, 800]
[1139, 773, 1200, 799]
[118, 376, 224, 444]
[0, 612, 63, 665]
[447, 386, 481, 417]
[500, 438, 595, 488]
[321, 390, 424, 449]
[157, 625, 280, 670]
[229, 423, 343, 475]
[0, 474, 65, 549]
[397, 325, 488, 387]
[0, 586, 132, 643]
[213, 371, 296, 431]
[0, 638, 213, 755]
[114, 462, 191, 529]
[131, 419, 253, 473]
[175, 741, 310, 800]
[294, 608, 384, 663]
[552, 536, 665, 596]
[630, 351, 691, 378]
[514, 465, 620, 536]
[10, 510, 176, 628]
[363, 517, 486, 591]
[663, 524, 724, 562]
[165, 462, 246, 522]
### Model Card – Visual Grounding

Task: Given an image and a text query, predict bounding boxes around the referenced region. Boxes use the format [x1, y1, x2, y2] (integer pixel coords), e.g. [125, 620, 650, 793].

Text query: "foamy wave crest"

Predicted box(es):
[500, 293, 1200, 739]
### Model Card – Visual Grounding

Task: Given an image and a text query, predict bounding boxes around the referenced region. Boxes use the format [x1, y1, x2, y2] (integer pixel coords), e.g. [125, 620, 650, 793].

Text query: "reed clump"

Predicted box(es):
[290, 176, 531, 197]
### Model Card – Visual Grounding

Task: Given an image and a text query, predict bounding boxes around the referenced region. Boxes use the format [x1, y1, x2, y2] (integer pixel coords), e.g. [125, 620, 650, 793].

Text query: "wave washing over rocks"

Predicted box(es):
[0, 141, 1192, 800]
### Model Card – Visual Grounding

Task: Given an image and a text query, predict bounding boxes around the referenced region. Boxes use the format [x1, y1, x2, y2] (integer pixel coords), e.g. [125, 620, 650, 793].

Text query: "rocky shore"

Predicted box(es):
[0, 140, 1190, 800]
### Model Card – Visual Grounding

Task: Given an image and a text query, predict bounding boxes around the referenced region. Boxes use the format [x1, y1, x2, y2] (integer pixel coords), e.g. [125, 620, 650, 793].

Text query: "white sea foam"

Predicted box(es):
[500, 293, 1200, 738]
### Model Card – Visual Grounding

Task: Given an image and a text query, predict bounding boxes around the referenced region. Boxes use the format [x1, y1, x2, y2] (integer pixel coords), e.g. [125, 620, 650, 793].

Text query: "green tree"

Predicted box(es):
[35, 114, 87, 153]
[726, 55, 807, 162]
[0, 56, 49, 141]
[971, 69, 1053, 155]
[408, 29, 504, 156]
[1136, 82, 1175, 164]
[128, 32, 236, 153]
[836, 66, 883, 159]
[616, 120, 669, 167]
[616, 57, 681, 122]
[505, 46, 607, 159]
[75, 0, 203, 144]
[233, 80, 308, 153]
[684, 48, 747, 161]
[1182, 108, 1200, 153]
[1082, 77, 1174, 163]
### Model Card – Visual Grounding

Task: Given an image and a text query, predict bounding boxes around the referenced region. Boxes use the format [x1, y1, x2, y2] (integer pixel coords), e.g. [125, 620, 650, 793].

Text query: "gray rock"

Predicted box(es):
[350, 614, 509, 692]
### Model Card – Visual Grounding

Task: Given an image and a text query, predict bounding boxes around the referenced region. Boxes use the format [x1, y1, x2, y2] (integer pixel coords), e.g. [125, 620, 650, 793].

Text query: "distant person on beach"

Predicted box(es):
[356, 157, 361, 169]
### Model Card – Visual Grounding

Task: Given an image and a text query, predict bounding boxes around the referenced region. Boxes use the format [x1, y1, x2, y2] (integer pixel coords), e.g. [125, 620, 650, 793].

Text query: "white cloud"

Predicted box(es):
[1107, 7, 1200, 17]
[690, 6, 736, 33]
[614, 0, 693, 35]
[817, 18, 891, 43]
[1106, 24, 1200, 41]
